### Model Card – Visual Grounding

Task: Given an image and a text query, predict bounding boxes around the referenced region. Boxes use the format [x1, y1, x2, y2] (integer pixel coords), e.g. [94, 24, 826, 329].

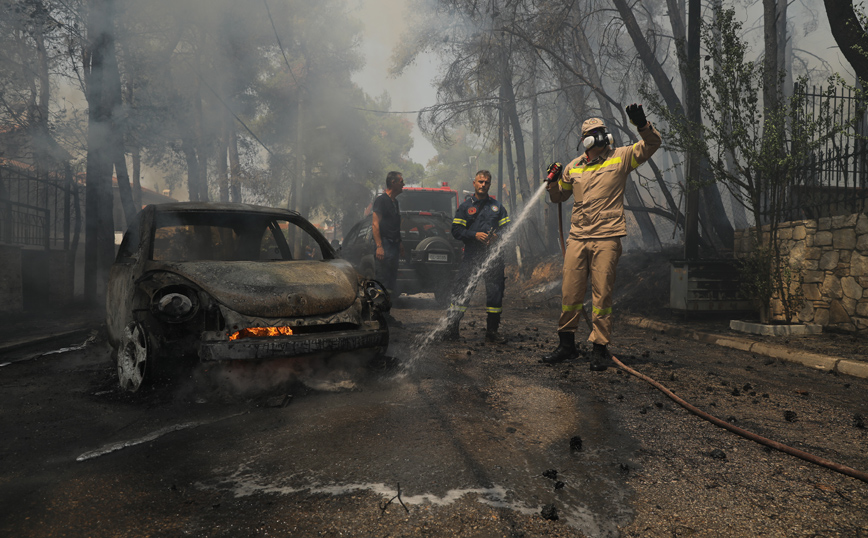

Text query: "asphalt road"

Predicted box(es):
[1, 295, 867, 537]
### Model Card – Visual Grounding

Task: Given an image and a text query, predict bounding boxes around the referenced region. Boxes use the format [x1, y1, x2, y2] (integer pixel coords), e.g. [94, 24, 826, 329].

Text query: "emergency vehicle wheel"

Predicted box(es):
[116, 321, 150, 392]
[434, 282, 451, 307]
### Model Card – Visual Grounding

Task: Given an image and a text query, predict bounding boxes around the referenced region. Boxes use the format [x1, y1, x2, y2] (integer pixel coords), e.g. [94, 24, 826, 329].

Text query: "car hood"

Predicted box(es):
[148, 259, 359, 318]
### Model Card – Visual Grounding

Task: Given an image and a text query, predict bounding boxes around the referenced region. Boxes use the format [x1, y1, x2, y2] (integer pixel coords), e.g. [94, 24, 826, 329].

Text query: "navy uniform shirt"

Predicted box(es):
[451, 195, 510, 256]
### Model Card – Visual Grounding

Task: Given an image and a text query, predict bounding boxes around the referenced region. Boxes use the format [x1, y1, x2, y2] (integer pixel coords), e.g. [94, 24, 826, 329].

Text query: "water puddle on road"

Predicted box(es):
[194, 464, 626, 536]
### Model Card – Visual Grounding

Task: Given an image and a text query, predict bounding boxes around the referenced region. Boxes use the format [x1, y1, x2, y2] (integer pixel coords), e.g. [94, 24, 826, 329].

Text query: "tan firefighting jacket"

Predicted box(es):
[549, 123, 662, 239]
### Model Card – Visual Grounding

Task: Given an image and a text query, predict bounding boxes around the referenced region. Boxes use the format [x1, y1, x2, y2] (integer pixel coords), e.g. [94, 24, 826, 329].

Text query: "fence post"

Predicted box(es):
[64, 164, 71, 251]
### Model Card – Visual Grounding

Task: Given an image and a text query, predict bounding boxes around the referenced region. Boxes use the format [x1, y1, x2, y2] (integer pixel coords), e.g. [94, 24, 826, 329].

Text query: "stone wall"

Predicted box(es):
[734, 213, 868, 334]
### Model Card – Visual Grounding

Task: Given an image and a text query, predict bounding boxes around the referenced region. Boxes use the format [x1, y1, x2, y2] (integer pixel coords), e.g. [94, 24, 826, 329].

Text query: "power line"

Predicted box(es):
[183, 59, 274, 156]
[263, 0, 301, 87]
[352, 107, 424, 114]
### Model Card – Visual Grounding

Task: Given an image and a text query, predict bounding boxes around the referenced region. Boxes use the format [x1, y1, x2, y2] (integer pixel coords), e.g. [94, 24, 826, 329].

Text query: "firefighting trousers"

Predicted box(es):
[557, 237, 622, 345]
[447, 252, 505, 322]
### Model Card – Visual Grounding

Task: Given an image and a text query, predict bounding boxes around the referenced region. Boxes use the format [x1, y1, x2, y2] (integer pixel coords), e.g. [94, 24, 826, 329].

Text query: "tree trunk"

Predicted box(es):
[193, 81, 209, 202]
[217, 114, 230, 202]
[613, 0, 683, 116]
[763, 0, 780, 114]
[83, 0, 117, 303]
[227, 112, 242, 203]
[503, 114, 517, 213]
[683, 0, 702, 259]
[531, 80, 542, 231]
[500, 60, 531, 206]
[131, 146, 142, 208]
[777, 0, 791, 97]
[182, 135, 201, 202]
[113, 149, 134, 230]
[615, 0, 733, 253]
[104, 32, 136, 228]
[497, 107, 504, 203]
[31, 6, 53, 172]
[292, 91, 305, 254]
[217, 146, 229, 203]
[823, 0, 868, 84]
[124, 78, 142, 209]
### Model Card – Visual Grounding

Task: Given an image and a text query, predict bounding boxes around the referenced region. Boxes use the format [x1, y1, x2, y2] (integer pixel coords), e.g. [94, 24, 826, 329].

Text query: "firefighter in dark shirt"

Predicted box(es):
[443, 170, 511, 343]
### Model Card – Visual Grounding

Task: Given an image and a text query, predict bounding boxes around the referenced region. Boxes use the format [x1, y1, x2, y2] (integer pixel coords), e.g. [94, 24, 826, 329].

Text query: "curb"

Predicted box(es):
[622, 316, 867, 380]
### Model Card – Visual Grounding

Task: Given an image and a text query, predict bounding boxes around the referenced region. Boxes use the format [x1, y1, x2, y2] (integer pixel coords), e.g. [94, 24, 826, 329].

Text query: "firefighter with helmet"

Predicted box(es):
[542, 104, 661, 370]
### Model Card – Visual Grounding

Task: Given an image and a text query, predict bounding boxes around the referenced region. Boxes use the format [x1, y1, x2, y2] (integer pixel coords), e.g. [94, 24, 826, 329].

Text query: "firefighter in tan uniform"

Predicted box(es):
[542, 104, 661, 370]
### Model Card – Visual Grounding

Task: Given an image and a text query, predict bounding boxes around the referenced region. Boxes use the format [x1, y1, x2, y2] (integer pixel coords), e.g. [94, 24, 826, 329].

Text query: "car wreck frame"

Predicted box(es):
[106, 202, 390, 392]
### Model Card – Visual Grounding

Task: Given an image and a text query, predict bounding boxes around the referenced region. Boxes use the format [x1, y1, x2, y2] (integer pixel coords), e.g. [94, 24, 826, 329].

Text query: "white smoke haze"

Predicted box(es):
[1, 0, 862, 266]
[352, 0, 439, 166]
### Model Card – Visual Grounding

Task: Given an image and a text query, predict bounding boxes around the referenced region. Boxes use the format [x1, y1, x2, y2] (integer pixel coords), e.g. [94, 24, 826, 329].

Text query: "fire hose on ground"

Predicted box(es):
[546, 173, 868, 484]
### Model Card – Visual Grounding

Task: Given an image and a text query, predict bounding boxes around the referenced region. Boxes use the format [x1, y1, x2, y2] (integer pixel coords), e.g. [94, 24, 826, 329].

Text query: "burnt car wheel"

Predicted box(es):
[117, 321, 150, 392]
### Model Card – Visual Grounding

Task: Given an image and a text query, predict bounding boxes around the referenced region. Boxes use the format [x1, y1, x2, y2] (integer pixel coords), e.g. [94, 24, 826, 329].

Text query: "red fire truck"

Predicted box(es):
[364, 181, 459, 217]
[398, 182, 459, 214]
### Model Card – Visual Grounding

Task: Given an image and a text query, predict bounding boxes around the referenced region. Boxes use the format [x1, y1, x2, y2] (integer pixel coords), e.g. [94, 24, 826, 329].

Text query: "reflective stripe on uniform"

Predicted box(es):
[593, 305, 612, 316]
[486, 306, 502, 314]
[558, 179, 573, 191]
[453, 218, 467, 226]
[498, 217, 510, 226]
[571, 156, 623, 174]
[562, 304, 583, 312]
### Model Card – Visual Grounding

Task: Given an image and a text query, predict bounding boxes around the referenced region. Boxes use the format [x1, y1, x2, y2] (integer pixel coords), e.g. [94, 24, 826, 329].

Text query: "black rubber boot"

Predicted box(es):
[590, 343, 609, 371]
[541, 332, 580, 364]
[485, 313, 507, 344]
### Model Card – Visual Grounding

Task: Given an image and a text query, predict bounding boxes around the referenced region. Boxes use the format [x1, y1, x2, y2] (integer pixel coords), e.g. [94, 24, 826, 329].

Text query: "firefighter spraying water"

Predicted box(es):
[541, 104, 662, 370]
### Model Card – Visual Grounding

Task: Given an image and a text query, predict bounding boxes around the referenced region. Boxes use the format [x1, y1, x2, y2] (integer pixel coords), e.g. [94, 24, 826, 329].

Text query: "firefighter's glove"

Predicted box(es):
[545, 162, 563, 183]
[626, 103, 648, 129]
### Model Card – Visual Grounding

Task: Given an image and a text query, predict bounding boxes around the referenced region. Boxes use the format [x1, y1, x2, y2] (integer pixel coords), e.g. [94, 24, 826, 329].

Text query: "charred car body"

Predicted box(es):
[106, 203, 389, 392]
[341, 210, 463, 305]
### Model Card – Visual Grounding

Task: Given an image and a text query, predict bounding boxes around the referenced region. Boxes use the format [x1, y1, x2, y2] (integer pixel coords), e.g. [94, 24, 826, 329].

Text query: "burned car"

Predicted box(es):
[106, 203, 389, 392]
[340, 210, 463, 305]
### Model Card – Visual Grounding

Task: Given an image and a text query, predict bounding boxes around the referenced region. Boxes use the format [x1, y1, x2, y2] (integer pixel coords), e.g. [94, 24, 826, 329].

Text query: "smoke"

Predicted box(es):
[352, 0, 439, 165]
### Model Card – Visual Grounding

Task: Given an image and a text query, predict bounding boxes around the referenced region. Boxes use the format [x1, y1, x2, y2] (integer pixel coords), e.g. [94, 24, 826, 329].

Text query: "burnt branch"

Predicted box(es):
[378, 483, 410, 515]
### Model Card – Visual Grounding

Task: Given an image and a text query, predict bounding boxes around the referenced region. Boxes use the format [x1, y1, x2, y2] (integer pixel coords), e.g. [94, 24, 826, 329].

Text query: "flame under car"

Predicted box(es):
[106, 203, 390, 392]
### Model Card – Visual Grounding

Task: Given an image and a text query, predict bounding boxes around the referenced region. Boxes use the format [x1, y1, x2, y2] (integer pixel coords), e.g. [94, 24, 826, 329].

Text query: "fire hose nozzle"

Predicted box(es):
[545, 162, 563, 183]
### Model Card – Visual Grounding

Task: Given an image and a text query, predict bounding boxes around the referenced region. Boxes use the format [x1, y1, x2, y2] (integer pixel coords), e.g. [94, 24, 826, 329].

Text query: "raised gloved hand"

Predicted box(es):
[545, 162, 563, 183]
[625, 103, 648, 128]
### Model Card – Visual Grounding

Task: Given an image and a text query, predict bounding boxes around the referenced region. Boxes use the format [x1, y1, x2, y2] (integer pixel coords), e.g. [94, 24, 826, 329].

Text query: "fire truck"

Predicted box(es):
[363, 181, 459, 217]
[398, 182, 459, 214]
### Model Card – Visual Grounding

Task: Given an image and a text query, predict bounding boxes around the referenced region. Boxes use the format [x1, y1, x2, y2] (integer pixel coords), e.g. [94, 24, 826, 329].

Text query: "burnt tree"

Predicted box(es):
[823, 0, 868, 84]
[83, 0, 117, 301]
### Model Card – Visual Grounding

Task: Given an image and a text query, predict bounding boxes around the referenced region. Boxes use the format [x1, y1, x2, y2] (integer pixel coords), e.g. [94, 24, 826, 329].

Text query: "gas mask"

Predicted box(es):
[579, 129, 613, 152]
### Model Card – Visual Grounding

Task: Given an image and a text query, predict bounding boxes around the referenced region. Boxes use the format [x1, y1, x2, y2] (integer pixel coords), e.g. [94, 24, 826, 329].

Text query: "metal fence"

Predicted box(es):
[0, 163, 80, 250]
[790, 83, 868, 219]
